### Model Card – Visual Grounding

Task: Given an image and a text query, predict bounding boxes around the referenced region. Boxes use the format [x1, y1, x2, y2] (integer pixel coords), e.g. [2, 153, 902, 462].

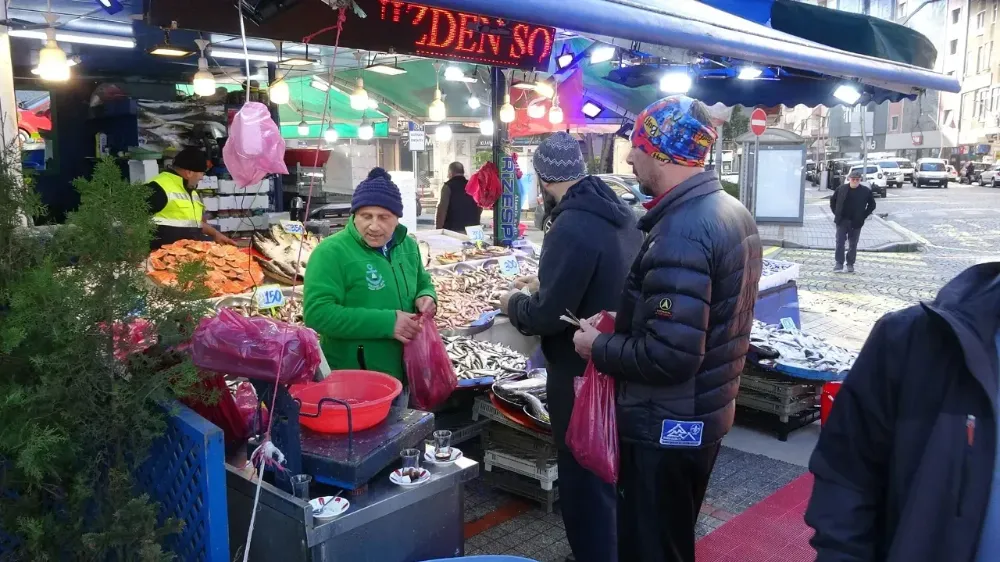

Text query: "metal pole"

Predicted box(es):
[715, 123, 724, 179]
[752, 136, 759, 218]
[861, 104, 868, 171]
[490, 67, 507, 243]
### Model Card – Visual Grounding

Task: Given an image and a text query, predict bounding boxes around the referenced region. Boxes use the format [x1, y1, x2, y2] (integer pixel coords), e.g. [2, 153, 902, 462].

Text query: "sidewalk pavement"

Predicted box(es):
[757, 201, 922, 252]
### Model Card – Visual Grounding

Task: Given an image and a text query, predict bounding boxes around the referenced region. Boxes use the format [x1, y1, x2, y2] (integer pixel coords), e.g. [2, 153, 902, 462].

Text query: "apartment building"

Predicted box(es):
[957, 0, 1000, 161]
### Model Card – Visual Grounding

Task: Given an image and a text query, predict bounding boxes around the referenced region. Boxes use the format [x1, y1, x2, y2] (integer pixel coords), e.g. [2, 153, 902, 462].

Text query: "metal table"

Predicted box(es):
[227, 457, 479, 562]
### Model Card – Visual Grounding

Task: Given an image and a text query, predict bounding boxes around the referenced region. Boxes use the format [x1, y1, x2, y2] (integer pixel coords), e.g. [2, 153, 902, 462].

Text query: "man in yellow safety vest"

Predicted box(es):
[147, 147, 235, 250]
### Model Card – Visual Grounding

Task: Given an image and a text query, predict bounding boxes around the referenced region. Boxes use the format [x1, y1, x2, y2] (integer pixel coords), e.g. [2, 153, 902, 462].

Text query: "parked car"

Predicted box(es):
[963, 162, 994, 184]
[981, 164, 1000, 186]
[913, 158, 950, 188]
[534, 174, 649, 233]
[805, 160, 817, 184]
[947, 165, 959, 183]
[826, 159, 853, 190]
[848, 164, 887, 198]
[875, 160, 905, 188]
[16, 100, 51, 145]
[889, 157, 915, 183]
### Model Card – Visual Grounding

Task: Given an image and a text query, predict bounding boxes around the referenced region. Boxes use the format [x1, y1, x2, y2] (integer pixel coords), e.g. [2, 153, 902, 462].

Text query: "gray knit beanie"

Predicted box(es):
[532, 132, 586, 183]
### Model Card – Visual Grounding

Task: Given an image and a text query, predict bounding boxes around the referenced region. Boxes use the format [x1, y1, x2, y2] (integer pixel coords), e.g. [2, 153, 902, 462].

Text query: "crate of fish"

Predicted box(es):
[444, 336, 528, 387]
[740, 370, 818, 400]
[736, 387, 817, 417]
[484, 424, 557, 457]
[749, 320, 857, 381]
[759, 259, 800, 292]
[472, 397, 549, 439]
[482, 465, 560, 513]
[483, 447, 559, 491]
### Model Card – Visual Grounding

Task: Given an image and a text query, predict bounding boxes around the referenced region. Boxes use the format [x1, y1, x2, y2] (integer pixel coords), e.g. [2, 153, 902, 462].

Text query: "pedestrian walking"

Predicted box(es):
[806, 261, 1000, 562]
[830, 169, 876, 273]
[571, 96, 763, 562]
[498, 132, 643, 562]
[435, 162, 482, 231]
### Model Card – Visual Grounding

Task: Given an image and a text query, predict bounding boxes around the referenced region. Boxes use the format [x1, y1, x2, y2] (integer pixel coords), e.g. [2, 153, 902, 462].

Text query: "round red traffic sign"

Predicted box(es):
[750, 108, 767, 136]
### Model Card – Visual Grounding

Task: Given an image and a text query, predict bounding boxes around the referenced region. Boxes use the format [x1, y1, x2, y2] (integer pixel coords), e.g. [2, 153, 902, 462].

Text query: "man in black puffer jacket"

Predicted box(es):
[499, 132, 642, 562]
[573, 96, 762, 562]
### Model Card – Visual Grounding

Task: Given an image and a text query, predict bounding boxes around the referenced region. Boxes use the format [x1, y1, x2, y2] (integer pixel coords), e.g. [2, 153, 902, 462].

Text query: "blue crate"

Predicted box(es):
[135, 402, 230, 562]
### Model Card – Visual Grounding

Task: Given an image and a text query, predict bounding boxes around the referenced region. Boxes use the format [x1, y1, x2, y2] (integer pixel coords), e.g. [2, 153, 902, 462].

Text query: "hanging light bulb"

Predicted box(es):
[527, 102, 546, 120]
[269, 79, 290, 104]
[358, 119, 374, 140]
[436, 124, 452, 142]
[548, 96, 564, 125]
[192, 39, 215, 97]
[36, 35, 70, 82]
[499, 93, 515, 123]
[350, 77, 369, 110]
[468, 96, 481, 109]
[324, 127, 339, 143]
[428, 89, 447, 122]
[479, 119, 495, 136]
[297, 119, 310, 136]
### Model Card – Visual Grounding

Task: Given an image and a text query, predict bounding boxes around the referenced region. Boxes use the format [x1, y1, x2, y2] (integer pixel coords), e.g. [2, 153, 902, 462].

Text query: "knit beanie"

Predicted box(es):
[172, 147, 209, 173]
[352, 167, 403, 217]
[532, 132, 587, 183]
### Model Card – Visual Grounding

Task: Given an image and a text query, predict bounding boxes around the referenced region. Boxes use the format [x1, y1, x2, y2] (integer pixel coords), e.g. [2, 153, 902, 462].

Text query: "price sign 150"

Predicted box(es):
[255, 285, 286, 310]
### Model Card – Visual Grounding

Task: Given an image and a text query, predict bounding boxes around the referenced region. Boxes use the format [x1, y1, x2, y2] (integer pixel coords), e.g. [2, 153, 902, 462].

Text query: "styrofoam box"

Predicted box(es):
[197, 175, 219, 190]
[218, 178, 270, 194]
[217, 194, 269, 211]
[758, 260, 801, 292]
[202, 197, 220, 212]
[209, 216, 268, 232]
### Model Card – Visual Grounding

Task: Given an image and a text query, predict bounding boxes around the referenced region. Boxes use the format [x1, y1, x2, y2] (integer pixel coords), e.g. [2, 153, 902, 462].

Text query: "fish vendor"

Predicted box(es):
[146, 147, 236, 250]
[304, 168, 437, 400]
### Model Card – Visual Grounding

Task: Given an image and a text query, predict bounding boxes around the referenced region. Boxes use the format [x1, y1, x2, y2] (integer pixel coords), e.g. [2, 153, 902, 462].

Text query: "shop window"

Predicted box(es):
[14, 89, 52, 171]
[891, 116, 900, 132]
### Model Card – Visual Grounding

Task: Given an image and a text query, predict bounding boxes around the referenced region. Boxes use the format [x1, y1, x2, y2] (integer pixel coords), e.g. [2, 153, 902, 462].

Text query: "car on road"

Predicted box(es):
[848, 164, 887, 198]
[978, 164, 1000, 186]
[534, 174, 649, 233]
[947, 165, 959, 183]
[961, 162, 993, 184]
[913, 158, 950, 188]
[875, 160, 905, 188]
[891, 157, 916, 183]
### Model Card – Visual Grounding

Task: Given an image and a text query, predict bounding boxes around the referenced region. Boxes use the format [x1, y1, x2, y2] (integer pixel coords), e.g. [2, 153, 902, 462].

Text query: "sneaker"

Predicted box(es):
[833, 264, 844, 272]
[846, 264, 855, 273]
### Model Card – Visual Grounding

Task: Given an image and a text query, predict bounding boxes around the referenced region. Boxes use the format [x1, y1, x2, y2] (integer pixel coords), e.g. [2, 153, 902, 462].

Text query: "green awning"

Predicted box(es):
[277, 76, 389, 139]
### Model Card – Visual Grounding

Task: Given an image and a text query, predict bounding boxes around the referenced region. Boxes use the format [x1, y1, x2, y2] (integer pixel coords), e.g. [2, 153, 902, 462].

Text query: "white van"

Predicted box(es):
[914, 158, 950, 188]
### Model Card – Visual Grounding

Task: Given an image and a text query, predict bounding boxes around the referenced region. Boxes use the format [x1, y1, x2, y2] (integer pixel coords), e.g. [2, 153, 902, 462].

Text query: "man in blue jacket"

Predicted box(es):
[573, 96, 762, 562]
[499, 132, 642, 562]
[806, 262, 1000, 562]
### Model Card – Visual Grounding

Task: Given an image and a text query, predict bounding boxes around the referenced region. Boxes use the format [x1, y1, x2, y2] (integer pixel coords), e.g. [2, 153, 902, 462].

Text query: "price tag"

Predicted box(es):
[255, 285, 285, 310]
[465, 225, 485, 242]
[780, 317, 797, 331]
[498, 256, 521, 278]
[281, 220, 305, 235]
[512, 239, 531, 249]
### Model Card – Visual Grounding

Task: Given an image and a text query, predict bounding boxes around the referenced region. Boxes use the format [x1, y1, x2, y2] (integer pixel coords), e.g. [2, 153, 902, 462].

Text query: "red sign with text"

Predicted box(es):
[371, 0, 555, 70]
[750, 108, 767, 136]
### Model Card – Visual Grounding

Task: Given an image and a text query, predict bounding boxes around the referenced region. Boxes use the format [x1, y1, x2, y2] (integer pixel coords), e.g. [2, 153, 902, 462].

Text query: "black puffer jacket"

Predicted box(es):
[592, 171, 762, 449]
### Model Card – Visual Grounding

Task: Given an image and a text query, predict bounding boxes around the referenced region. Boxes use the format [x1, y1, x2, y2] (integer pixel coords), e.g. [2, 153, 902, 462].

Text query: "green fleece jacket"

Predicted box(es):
[303, 219, 436, 381]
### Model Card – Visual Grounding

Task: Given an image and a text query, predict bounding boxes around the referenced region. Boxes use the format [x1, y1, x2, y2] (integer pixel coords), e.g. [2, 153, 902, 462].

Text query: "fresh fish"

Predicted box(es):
[761, 259, 795, 277]
[516, 391, 550, 424]
[442, 336, 528, 380]
[750, 320, 857, 374]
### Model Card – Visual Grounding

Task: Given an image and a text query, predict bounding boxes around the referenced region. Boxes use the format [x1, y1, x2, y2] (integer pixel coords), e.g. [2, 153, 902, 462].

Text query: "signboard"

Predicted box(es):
[750, 108, 767, 136]
[409, 130, 426, 152]
[498, 155, 518, 245]
[254, 285, 286, 310]
[465, 225, 485, 242]
[498, 256, 521, 277]
[911, 132, 923, 146]
[280, 220, 305, 235]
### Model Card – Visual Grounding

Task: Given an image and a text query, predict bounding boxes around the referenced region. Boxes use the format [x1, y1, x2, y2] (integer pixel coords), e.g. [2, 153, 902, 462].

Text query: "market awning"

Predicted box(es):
[418, 0, 959, 98]
[698, 0, 938, 69]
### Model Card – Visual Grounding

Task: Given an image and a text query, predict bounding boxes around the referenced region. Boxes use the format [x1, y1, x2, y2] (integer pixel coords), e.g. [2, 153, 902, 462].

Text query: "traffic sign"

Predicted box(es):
[750, 108, 767, 136]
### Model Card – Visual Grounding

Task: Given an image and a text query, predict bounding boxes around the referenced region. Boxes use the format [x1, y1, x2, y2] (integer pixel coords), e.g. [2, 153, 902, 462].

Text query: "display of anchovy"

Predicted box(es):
[442, 336, 528, 380]
[750, 320, 857, 374]
[432, 262, 539, 329]
[223, 297, 305, 325]
[252, 225, 322, 281]
[761, 259, 795, 277]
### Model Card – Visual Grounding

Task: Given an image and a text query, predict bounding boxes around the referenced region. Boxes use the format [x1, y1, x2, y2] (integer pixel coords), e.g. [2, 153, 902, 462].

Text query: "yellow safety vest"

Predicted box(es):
[151, 171, 204, 228]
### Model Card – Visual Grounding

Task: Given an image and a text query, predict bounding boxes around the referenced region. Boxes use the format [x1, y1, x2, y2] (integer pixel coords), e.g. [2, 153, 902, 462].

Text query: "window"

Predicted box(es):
[891, 116, 900, 131]
[985, 42, 994, 71]
[897, 2, 906, 18]
[953, 7, 962, 25]
[978, 46, 984, 72]
[919, 162, 946, 172]
[843, 107, 853, 123]
[977, 10, 986, 31]
[977, 89, 990, 119]
[943, 109, 953, 126]
[951, 39, 959, 55]
[995, 2, 998, 22]
[948, 70, 956, 76]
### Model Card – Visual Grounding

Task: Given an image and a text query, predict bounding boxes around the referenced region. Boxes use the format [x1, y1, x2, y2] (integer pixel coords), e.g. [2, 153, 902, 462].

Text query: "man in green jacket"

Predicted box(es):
[304, 168, 437, 384]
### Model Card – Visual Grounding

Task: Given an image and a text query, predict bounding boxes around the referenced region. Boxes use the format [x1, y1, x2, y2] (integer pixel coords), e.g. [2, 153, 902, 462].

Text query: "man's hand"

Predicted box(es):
[498, 290, 518, 315]
[213, 232, 237, 246]
[394, 311, 421, 343]
[573, 322, 600, 360]
[585, 311, 616, 327]
[415, 296, 437, 317]
[513, 275, 539, 293]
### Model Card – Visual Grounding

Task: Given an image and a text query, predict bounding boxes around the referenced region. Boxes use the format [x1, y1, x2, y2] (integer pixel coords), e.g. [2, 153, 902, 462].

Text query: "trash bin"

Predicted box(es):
[820, 381, 843, 426]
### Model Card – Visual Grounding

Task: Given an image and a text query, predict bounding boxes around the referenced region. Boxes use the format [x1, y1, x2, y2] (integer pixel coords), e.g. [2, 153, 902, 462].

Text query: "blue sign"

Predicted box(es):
[498, 155, 518, 246]
[659, 419, 704, 447]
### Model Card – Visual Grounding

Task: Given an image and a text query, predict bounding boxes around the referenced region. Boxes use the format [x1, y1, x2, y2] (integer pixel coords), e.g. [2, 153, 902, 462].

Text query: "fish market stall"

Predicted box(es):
[753, 259, 802, 328]
[737, 319, 859, 440]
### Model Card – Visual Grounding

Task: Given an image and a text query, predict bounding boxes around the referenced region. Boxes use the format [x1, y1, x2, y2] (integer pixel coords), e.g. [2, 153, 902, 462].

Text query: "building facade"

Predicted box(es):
[957, 0, 1000, 162]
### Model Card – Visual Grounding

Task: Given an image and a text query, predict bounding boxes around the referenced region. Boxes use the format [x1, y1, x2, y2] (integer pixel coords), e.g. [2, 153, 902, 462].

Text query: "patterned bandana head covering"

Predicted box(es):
[631, 96, 718, 168]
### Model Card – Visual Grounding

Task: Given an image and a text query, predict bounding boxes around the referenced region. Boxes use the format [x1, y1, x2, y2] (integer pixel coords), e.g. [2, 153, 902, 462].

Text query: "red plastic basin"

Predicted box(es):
[290, 370, 402, 434]
[820, 381, 843, 427]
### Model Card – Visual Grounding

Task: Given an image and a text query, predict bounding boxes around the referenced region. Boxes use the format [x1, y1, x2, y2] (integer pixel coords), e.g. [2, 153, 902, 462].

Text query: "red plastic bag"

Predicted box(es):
[234, 381, 269, 434]
[181, 373, 249, 455]
[565, 311, 619, 484]
[466, 161, 502, 210]
[402, 314, 458, 410]
[191, 308, 320, 385]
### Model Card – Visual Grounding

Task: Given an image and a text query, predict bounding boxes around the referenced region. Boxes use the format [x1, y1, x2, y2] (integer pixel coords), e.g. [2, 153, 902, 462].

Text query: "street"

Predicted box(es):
[774, 181, 1000, 350]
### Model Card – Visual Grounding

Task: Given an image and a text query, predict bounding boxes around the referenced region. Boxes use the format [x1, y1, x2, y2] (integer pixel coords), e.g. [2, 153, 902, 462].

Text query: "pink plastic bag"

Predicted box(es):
[234, 381, 269, 434]
[402, 314, 458, 410]
[223, 101, 288, 188]
[191, 308, 320, 385]
[565, 311, 619, 484]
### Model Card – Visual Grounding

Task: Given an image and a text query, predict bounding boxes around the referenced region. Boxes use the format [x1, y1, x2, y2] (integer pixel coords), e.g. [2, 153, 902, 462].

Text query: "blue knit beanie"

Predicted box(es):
[352, 167, 403, 217]
[532, 132, 587, 183]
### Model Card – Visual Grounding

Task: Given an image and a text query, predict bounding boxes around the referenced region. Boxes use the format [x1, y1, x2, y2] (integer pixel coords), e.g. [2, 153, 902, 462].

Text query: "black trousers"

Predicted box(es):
[835, 222, 862, 266]
[617, 442, 722, 562]
[558, 449, 618, 562]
